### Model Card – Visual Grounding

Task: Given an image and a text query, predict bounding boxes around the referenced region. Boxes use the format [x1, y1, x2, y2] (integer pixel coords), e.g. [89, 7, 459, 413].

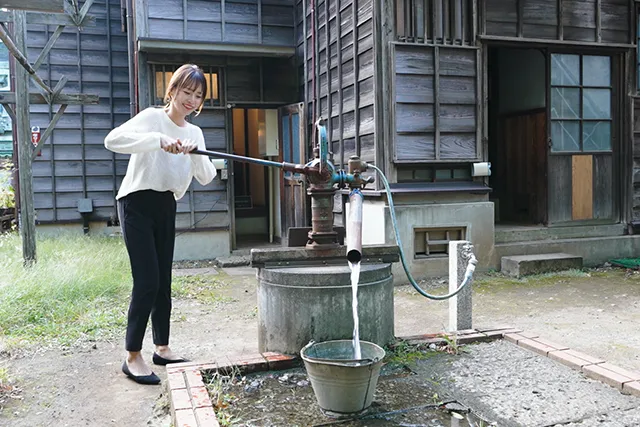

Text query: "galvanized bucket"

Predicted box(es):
[301, 340, 386, 416]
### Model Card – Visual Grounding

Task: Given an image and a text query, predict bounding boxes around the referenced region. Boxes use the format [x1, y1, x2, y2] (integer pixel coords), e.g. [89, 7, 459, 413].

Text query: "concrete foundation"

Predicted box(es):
[383, 201, 495, 280]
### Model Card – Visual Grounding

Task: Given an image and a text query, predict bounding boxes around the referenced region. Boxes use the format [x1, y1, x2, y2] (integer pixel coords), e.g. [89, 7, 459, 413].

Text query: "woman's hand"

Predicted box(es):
[160, 135, 182, 154]
[178, 138, 199, 154]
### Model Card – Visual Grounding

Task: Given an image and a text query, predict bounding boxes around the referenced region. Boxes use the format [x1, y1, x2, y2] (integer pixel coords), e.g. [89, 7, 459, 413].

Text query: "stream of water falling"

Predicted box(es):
[348, 261, 362, 359]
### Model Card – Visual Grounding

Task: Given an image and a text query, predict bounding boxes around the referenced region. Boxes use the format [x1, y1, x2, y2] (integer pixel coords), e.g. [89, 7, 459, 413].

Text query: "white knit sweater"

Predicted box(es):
[104, 107, 217, 200]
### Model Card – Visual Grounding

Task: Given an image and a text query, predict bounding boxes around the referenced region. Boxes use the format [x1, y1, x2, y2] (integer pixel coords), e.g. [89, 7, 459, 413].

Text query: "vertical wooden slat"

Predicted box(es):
[476, 46, 482, 161]
[453, 0, 462, 44]
[45, 24, 57, 220]
[461, 0, 467, 45]
[424, 0, 430, 42]
[595, 0, 601, 43]
[593, 155, 613, 219]
[76, 30, 86, 199]
[182, 0, 187, 39]
[302, 0, 308, 135]
[557, 0, 563, 40]
[480, 0, 485, 36]
[396, 0, 405, 39]
[572, 154, 593, 220]
[337, 0, 343, 167]
[516, 0, 523, 37]
[324, 0, 331, 147]
[259, 59, 264, 103]
[352, 0, 360, 155]
[221, 0, 226, 41]
[258, 0, 263, 44]
[106, 2, 117, 216]
[434, 46, 440, 159]
[434, 0, 442, 42]
[471, 0, 476, 43]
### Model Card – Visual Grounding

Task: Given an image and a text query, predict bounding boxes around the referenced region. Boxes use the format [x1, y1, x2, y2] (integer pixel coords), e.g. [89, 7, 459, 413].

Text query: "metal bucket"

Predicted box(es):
[301, 340, 386, 416]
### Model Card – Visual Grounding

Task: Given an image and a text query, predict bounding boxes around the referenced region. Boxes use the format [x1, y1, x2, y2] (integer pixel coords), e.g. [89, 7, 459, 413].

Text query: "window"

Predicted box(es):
[397, 165, 471, 182]
[414, 227, 466, 258]
[550, 54, 612, 152]
[150, 64, 221, 108]
[395, 0, 474, 46]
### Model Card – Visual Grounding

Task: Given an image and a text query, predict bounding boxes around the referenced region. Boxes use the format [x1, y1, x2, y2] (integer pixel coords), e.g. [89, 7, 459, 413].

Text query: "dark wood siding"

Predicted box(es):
[28, 0, 129, 223]
[297, 0, 376, 168]
[632, 96, 640, 220]
[483, 0, 631, 44]
[392, 44, 479, 162]
[145, 0, 295, 47]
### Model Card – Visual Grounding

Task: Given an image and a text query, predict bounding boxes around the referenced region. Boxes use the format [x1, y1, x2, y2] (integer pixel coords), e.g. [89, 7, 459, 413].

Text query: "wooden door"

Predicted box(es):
[279, 103, 307, 240]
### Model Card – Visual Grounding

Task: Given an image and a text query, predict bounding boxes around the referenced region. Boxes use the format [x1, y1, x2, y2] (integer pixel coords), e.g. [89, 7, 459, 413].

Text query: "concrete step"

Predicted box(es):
[214, 254, 250, 268]
[495, 223, 625, 244]
[501, 253, 583, 278]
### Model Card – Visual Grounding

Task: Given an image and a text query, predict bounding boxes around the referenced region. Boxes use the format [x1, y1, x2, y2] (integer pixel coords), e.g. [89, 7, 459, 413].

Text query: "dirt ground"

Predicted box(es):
[0, 266, 639, 427]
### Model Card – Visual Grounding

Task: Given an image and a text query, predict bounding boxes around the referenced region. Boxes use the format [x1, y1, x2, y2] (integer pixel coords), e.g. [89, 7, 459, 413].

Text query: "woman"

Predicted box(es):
[105, 64, 217, 385]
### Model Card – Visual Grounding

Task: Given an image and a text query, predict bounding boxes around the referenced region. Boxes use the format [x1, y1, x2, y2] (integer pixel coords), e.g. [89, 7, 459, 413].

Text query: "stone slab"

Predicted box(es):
[501, 253, 583, 277]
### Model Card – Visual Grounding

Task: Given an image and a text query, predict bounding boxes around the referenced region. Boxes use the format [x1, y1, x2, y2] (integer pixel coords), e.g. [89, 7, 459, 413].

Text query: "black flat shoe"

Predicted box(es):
[122, 361, 161, 385]
[152, 352, 188, 366]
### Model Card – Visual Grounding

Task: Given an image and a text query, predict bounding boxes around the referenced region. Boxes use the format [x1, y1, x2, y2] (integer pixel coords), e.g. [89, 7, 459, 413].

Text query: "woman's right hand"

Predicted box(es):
[160, 135, 182, 154]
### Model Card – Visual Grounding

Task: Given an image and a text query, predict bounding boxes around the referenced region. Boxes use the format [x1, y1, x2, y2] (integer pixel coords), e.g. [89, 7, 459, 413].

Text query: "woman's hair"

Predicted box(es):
[164, 64, 207, 116]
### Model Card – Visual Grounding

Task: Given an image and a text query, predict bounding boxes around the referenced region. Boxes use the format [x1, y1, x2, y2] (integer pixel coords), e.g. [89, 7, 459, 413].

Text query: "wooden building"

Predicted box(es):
[20, 0, 640, 273]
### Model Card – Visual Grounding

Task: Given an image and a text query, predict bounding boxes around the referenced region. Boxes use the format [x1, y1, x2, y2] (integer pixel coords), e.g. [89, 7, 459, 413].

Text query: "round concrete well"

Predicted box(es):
[257, 263, 395, 355]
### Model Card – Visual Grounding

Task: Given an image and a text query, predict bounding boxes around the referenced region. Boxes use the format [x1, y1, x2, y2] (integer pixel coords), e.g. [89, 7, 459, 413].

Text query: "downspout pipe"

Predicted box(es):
[346, 188, 363, 264]
[125, 0, 136, 116]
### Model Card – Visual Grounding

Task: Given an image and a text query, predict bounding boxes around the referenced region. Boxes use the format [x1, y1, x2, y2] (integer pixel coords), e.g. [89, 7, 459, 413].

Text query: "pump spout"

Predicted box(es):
[346, 188, 363, 264]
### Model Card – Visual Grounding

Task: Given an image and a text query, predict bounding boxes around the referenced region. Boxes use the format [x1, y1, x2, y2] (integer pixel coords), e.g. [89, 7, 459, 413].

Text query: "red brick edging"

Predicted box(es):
[166, 327, 640, 426]
[166, 352, 298, 427]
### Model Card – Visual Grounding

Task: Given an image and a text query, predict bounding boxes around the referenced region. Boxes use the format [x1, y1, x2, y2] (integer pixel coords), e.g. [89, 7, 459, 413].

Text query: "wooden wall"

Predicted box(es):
[27, 0, 130, 223]
[483, 0, 631, 44]
[633, 96, 640, 220]
[296, 0, 377, 168]
[392, 45, 479, 162]
[144, 0, 296, 46]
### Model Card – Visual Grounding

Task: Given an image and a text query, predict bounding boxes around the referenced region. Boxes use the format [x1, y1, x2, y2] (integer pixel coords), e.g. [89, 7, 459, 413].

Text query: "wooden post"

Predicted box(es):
[13, 10, 36, 264]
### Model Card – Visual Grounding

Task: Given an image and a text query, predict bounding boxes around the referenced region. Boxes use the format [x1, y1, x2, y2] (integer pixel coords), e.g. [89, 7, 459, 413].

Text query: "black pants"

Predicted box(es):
[118, 190, 176, 352]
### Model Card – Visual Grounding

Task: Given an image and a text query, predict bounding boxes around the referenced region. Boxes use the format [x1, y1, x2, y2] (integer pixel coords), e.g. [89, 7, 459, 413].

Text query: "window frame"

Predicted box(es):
[549, 52, 613, 154]
[149, 63, 223, 109]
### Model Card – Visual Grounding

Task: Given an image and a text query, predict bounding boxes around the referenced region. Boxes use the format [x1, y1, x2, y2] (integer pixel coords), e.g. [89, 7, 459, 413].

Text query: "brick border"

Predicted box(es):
[166, 327, 640, 426]
[166, 352, 299, 427]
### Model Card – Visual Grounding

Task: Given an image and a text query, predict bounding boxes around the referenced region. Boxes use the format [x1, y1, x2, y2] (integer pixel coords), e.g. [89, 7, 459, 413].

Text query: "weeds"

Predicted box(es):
[204, 367, 243, 426]
[385, 340, 436, 365]
[0, 234, 131, 348]
[0, 366, 21, 412]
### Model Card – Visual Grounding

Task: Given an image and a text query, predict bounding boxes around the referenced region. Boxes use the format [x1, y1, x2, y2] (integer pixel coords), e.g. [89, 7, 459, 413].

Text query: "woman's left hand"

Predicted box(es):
[177, 138, 198, 154]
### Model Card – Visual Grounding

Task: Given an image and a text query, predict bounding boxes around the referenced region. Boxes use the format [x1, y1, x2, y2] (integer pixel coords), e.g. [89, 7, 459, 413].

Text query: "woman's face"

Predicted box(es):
[170, 84, 204, 116]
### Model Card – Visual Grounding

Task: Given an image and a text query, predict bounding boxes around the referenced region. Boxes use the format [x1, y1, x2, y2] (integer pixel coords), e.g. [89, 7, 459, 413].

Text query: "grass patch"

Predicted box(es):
[0, 233, 132, 348]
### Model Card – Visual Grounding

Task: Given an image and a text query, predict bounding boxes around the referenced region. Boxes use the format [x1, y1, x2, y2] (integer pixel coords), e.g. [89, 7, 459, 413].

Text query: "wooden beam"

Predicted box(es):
[0, 23, 52, 95]
[0, 11, 95, 26]
[595, 0, 601, 43]
[138, 38, 295, 57]
[478, 35, 634, 49]
[557, 0, 563, 40]
[517, 0, 523, 37]
[0, 92, 99, 105]
[32, 104, 67, 160]
[13, 10, 36, 264]
[0, 0, 64, 13]
[1, 102, 15, 124]
[434, 46, 440, 160]
[33, 25, 65, 72]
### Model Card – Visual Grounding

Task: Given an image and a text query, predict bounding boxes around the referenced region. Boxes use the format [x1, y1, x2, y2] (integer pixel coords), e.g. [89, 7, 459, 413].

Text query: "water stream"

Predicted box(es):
[348, 260, 362, 359]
